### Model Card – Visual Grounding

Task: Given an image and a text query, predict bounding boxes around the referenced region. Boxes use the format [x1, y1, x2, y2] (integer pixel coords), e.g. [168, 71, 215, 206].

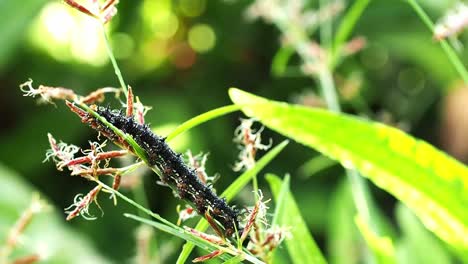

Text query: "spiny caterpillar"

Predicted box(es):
[76, 105, 242, 238]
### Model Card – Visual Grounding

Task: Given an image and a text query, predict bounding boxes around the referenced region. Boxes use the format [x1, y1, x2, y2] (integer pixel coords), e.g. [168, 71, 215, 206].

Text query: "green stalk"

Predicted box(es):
[407, 0, 468, 84]
[99, 23, 147, 215]
[269, 1, 381, 255]
[331, 0, 371, 68]
[97, 181, 264, 264]
[101, 24, 128, 97]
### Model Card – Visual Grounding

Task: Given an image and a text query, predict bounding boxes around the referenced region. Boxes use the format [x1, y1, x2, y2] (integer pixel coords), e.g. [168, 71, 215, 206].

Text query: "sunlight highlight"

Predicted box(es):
[29, 2, 108, 66]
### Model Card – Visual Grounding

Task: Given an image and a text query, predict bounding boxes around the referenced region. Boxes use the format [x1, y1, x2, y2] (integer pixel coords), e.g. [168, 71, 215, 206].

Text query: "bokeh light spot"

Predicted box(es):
[360, 44, 388, 70]
[29, 2, 108, 66]
[398, 68, 425, 95]
[142, 0, 179, 39]
[188, 24, 216, 53]
[170, 42, 197, 69]
[179, 0, 206, 17]
[111, 33, 135, 59]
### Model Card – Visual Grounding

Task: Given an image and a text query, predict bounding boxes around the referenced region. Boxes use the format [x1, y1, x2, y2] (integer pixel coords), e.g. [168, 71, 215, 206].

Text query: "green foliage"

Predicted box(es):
[176, 140, 289, 263]
[5, 0, 468, 262]
[406, 0, 468, 84]
[166, 104, 242, 142]
[0, 164, 110, 264]
[327, 180, 363, 264]
[395, 203, 452, 264]
[267, 174, 327, 264]
[0, 0, 48, 70]
[331, 0, 371, 68]
[354, 215, 396, 264]
[229, 88, 468, 260]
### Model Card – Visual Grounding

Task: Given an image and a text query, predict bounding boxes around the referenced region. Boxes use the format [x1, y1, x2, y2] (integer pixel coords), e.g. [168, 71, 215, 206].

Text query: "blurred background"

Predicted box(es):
[0, 0, 467, 263]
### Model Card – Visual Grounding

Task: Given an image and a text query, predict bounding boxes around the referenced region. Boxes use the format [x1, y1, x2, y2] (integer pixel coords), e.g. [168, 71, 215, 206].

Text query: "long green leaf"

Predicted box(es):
[395, 203, 452, 264]
[124, 214, 234, 262]
[0, 164, 111, 264]
[331, 0, 371, 68]
[176, 140, 289, 263]
[406, 0, 468, 84]
[166, 105, 241, 142]
[327, 180, 362, 264]
[0, 0, 49, 71]
[354, 215, 396, 264]
[267, 174, 327, 264]
[229, 88, 468, 258]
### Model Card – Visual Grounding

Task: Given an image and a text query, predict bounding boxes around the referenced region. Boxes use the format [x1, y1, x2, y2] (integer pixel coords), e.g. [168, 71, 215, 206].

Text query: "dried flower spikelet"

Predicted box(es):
[184, 227, 225, 245]
[292, 89, 326, 108]
[192, 250, 224, 263]
[20, 79, 77, 104]
[6, 195, 48, 249]
[11, 254, 41, 264]
[262, 225, 291, 249]
[81, 87, 120, 104]
[336, 72, 363, 100]
[134, 97, 151, 125]
[45, 134, 81, 170]
[434, 3, 468, 40]
[241, 192, 269, 242]
[301, 1, 344, 28]
[186, 151, 217, 185]
[0, 195, 49, 264]
[245, 0, 283, 22]
[233, 119, 272, 171]
[341, 36, 367, 57]
[64, 0, 120, 24]
[65, 185, 102, 221]
[177, 205, 197, 225]
[246, 0, 343, 32]
[135, 225, 154, 264]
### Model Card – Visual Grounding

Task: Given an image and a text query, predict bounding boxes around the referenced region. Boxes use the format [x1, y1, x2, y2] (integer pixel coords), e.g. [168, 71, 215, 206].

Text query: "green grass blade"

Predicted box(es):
[125, 213, 222, 253]
[331, 0, 371, 68]
[271, 46, 295, 77]
[222, 255, 245, 264]
[327, 180, 362, 264]
[0, 164, 112, 264]
[266, 174, 327, 264]
[77, 102, 149, 163]
[354, 215, 396, 264]
[299, 155, 336, 178]
[176, 140, 289, 263]
[125, 214, 232, 262]
[101, 181, 263, 263]
[229, 88, 468, 258]
[406, 0, 468, 84]
[166, 105, 241, 142]
[395, 203, 453, 264]
[270, 174, 290, 227]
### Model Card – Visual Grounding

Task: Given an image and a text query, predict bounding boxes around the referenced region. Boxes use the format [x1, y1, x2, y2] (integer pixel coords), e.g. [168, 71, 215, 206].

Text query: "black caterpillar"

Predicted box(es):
[87, 106, 241, 237]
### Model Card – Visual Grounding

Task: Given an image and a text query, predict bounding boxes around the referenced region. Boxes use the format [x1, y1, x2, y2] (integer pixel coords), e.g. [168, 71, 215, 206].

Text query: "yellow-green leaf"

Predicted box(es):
[355, 215, 396, 264]
[229, 88, 468, 258]
[267, 174, 327, 264]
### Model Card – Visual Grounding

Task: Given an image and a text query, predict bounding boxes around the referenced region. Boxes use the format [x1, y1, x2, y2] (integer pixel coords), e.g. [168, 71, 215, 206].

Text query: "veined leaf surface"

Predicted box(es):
[229, 88, 468, 258]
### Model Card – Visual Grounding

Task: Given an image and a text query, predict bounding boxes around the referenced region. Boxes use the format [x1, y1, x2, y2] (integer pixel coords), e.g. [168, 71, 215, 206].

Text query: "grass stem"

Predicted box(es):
[407, 0, 468, 84]
[101, 24, 128, 97]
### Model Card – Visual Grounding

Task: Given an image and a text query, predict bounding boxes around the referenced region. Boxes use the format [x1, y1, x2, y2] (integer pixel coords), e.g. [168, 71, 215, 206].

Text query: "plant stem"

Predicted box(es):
[101, 24, 128, 97]
[318, 69, 341, 112]
[98, 181, 264, 264]
[407, 0, 468, 84]
[314, 0, 381, 242]
[270, 1, 378, 227]
[99, 23, 149, 216]
[331, 0, 371, 69]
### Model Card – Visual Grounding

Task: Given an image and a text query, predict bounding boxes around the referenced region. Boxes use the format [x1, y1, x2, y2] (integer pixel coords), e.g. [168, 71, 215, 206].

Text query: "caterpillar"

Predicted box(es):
[79, 105, 241, 238]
